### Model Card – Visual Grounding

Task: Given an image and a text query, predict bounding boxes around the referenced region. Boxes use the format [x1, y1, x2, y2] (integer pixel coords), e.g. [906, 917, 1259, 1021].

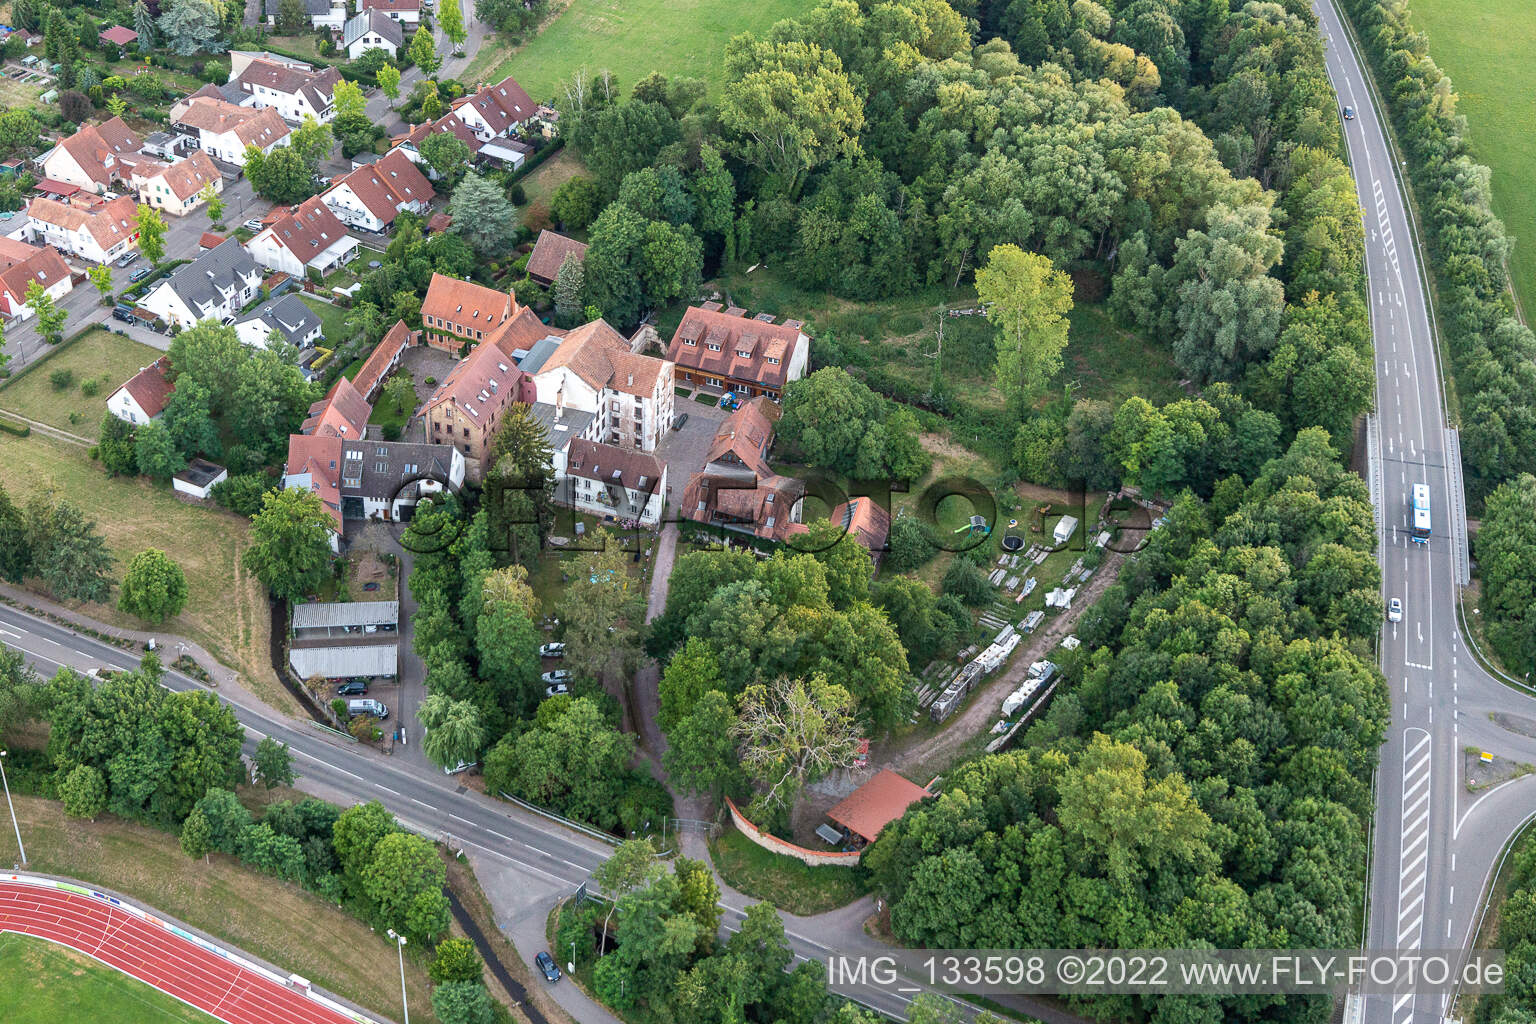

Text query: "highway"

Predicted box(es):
[1314, 2, 1536, 1023]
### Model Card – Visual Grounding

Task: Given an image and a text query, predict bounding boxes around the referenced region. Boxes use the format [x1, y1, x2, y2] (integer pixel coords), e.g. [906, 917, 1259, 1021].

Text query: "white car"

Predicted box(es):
[1388, 597, 1403, 622]
[544, 683, 570, 698]
[541, 670, 572, 685]
[539, 642, 566, 658]
[243, 218, 264, 232]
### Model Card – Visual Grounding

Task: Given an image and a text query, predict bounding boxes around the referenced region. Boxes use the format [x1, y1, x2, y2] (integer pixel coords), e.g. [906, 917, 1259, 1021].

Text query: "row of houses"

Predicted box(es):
[261, 0, 422, 32]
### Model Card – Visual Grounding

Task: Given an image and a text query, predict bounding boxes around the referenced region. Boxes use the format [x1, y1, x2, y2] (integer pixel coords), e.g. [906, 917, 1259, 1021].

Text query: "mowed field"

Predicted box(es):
[0, 432, 284, 711]
[1410, 0, 1536, 316]
[0, 932, 217, 1024]
[0, 330, 163, 440]
[490, 0, 817, 103]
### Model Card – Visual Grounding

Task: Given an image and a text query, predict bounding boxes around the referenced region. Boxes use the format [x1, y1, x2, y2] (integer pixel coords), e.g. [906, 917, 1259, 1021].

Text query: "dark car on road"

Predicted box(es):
[1342, 105, 1355, 120]
[535, 952, 561, 983]
[336, 679, 368, 696]
[129, 266, 153, 282]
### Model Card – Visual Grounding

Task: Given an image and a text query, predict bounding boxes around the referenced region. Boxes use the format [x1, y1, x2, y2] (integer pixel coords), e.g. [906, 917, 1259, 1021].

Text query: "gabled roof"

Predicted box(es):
[393, 113, 483, 155]
[361, 0, 420, 13]
[140, 148, 220, 202]
[421, 273, 514, 329]
[324, 147, 433, 224]
[832, 497, 892, 554]
[199, 231, 227, 250]
[149, 239, 260, 314]
[680, 468, 805, 542]
[53, 117, 142, 187]
[525, 229, 587, 283]
[451, 75, 536, 135]
[343, 8, 404, 48]
[302, 376, 371, 438]
[827, 769, 930, 843]
[28, 196, 138, 252]
[114, 357, 175, 419]
[99, 25, 138, 46]
[0, 244, 69, 306]
[351, 319, 411, 400]
[177, 96, 289, 149]
[703, 396, 779, 477]
[565, 438, 664, 493]
[536, 319, 669, 397]
[257, 195, 351, 263]
[264, 0, 333, 15]
[283, 432, 344, 530]
[233, 57, 341, 115]
[423, 334, 535, 424]
[234, 292, 321, 346]
[669, 305, 805, 389]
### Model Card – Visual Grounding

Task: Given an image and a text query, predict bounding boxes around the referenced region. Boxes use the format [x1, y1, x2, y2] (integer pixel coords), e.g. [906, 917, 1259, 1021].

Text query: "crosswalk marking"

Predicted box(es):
[1395, 729, 1432, 1024]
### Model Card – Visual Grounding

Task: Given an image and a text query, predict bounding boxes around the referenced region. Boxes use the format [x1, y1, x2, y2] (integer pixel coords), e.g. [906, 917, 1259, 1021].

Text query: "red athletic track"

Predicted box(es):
[0, 879, 370, 1024]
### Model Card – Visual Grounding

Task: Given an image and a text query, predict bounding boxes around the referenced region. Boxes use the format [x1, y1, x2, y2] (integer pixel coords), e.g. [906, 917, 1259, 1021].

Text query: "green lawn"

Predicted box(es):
[0, 76, 42, 110]
[0, 932, 216, 1024]
[0, 432, 285, 713]
[1065, 303, 1185, 407]
[368, 367, 415, 436]
[1409, 0, 1536, 316]
[301, 295, 351, 347]
[708, 826, 867, 916]
[0, 330, 164, 440]
[487, 0, 816, 103]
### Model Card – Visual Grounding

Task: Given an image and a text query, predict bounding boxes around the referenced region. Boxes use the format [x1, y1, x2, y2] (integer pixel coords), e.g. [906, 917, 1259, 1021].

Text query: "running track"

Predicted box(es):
[0, 877, 375, 1024]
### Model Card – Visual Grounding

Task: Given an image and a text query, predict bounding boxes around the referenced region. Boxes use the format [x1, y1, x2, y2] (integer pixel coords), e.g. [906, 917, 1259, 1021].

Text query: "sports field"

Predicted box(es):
[1410, 0, 1536, 316]
[488, 0, 815, 103]
[0, 932, 216, 1024]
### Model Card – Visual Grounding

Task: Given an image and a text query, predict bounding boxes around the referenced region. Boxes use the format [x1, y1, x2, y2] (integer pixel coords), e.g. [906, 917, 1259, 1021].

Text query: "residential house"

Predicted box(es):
[131, 149, 222, 216]
[527, 400, 600, 479]
[678, 397, 807, 543]
[360, 0, 420, 26]
[389, 114, 483, 178]
[232, 292, 323, 349]
[421, 331, 538, 478]
[98, 25, 138, 51]
[558, 438, 668, 528]
[0, 238, 72, 320]
[320, 148, 433, 233]
[351, 320, 412, 401]
[829, 497, 892, 555]
[26, 196, 138, 263]
[137, 238, 264, 330]
[419, 272, 516, 350]
[525, 229, 587, 287]
[108, 356, 174, 425]
[174, 96, 290, 164]
[524, 318, 674, 452]
[38, 117, 144, 195]
[449, 75, 537, 142]
[229, 56, 342, 124]
[342, 9, 403, 59]
[667, 305, 811, 401]
[261, 0, 347, 29]
[246, 196, 359, 279]
[283, 377, 465, 547]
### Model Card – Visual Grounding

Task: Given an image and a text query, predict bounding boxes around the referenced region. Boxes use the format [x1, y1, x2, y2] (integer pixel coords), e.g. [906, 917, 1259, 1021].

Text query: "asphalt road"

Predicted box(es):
[1315, 3, 1536, 1023]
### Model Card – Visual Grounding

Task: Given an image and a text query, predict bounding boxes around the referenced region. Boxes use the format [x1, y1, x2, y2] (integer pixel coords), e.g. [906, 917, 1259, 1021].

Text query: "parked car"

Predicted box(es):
[541, 670, 572, 685]
[1388, 597, 1403, 622]
[1342, 105, 1356, 120]
[544, 682, 570, 698]
[347, 698, 389, 719]
[128, 266, 152, 282]
[443, 760, 476, 776]
[116, 251, 139, 268]
[539, 642, 566, 658]
[535, 952, 561, 983]
[336, 679, 367, 696]
[243, 218, 264, 232]
[673, 412, 688, 430]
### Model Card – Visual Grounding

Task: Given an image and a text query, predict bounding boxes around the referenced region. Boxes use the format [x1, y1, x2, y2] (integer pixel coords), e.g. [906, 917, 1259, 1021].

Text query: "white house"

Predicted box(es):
[38, 117, 143, 195]
[449, 75, 538, 143]
[388, 113, 483, 179]
[319, 148, 434, 232]
[26, 196, 138, 264]
[558, 438, 668, 528]
[360, 0, 419, 27]
[246, 196, 359, 278]
[174, 96, 290, 165]
[137, 239, 264, 330]
[524, 319, 674, 453]
[108, 357, 175, 425]
[233, 293, 323, 349]
[342, 9, 403, 59]
[131, 149, 222, 217]
[229, 55, 341, 125]
[261, 0, 346, 29]
[0, 238, 72, 320]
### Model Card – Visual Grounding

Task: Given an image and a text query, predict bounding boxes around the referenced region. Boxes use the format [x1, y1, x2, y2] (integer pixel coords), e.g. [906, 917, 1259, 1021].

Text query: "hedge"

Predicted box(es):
[0, 415, 31, 437]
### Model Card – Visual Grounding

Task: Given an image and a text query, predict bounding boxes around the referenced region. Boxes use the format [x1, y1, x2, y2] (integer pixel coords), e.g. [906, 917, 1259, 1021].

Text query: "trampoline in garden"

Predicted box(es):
[1001, 517, 1023, 550]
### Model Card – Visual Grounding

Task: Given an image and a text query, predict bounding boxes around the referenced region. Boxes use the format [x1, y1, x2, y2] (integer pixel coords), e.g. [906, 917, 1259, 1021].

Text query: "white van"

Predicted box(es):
[348, 698, 389, 719]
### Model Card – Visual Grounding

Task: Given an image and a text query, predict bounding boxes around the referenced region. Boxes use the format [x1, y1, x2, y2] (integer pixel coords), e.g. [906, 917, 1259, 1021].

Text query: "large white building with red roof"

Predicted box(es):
[26, 196, 139, 264]
[38, 117, 144, 195]
[523, 319, 675, 453]
[0, 237, 72, 320]
[320, 148, 434, 233]
[449, 75, 537, 142]
[108, 356, 175, 426]
[228, 54, 342, 125]
[667, 304, 811, 402]
[246, 196, 358, 278]
[173, 94, 291, 164]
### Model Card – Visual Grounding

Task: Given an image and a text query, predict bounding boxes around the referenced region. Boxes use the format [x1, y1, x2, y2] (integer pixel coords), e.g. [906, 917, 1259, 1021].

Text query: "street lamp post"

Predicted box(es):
[0, 751, 25, 867]
[386, 929, 409, 1024]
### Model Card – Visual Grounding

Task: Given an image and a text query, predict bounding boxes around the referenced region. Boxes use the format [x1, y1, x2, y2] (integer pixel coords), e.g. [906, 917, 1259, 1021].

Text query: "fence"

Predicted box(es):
[498, 790, 619, 847]
[723, 798, 860, 868]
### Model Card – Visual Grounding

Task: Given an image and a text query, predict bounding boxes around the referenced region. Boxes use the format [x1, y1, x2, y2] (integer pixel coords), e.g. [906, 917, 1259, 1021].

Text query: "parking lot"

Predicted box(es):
[654, 397, 730, 501]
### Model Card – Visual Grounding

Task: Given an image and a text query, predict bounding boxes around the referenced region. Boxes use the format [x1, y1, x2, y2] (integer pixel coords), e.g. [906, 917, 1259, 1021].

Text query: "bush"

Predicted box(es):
[942, 557, 991, 606]
[50, 368, 75, 390]
[79, 376, 101, 397]
[508, 182, 526, 205]
[0, 415, 31, 437]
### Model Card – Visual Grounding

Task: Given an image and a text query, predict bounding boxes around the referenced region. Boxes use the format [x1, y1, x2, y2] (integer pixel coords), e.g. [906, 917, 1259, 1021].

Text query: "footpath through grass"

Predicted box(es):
[1409, 0, 1536, 316]
[708, 826, 866, 917]
[0, 932, 218, 1024]
[488, 0, 811, 103]
[5, 794, 435, 1023]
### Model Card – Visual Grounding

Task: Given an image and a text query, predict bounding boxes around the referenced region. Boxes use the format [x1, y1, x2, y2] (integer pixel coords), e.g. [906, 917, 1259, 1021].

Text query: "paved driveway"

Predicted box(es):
[653, 400, 727, 501]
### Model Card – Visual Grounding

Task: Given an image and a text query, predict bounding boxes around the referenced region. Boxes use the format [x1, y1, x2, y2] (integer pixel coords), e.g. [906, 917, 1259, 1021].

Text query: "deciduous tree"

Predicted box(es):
[975, 244, 1073, 405]
[118, 548, 188, 623]
[243, 487, 335, 602]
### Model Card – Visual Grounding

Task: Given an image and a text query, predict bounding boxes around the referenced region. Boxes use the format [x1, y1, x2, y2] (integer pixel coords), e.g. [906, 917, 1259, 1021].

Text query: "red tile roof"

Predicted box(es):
[668, 305, 805, 390]
[99, 25, 138, 46]
[394, 113, 483, 155]
[451, 75, 536, 136]
[28, 195, 138, 253]
[352, 320, 412, 401]
[176, 96, 289, 149]
[525, 229, 587, 284]
[830, 497, 891, 554]
[324, 148, 434, 225]
[826, 770, 930, 842]
[260, 195, 351, 264]
[117, 357, 175, 419]
[421, 273, 515, 332]
[362, 0, 419, 12]
[702, 397, 779, 476]
[199, 231, 226, 250]
[53, 117, 142, 188]
[0, 244, 69, 310]
[423, 333, 535, 423]
[284, 433, 344, 531]
[564, 438, 664, 492]
[302, 376, 371, 437]
[140, 149, 220, 202]
[537, 319, 668, 397]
